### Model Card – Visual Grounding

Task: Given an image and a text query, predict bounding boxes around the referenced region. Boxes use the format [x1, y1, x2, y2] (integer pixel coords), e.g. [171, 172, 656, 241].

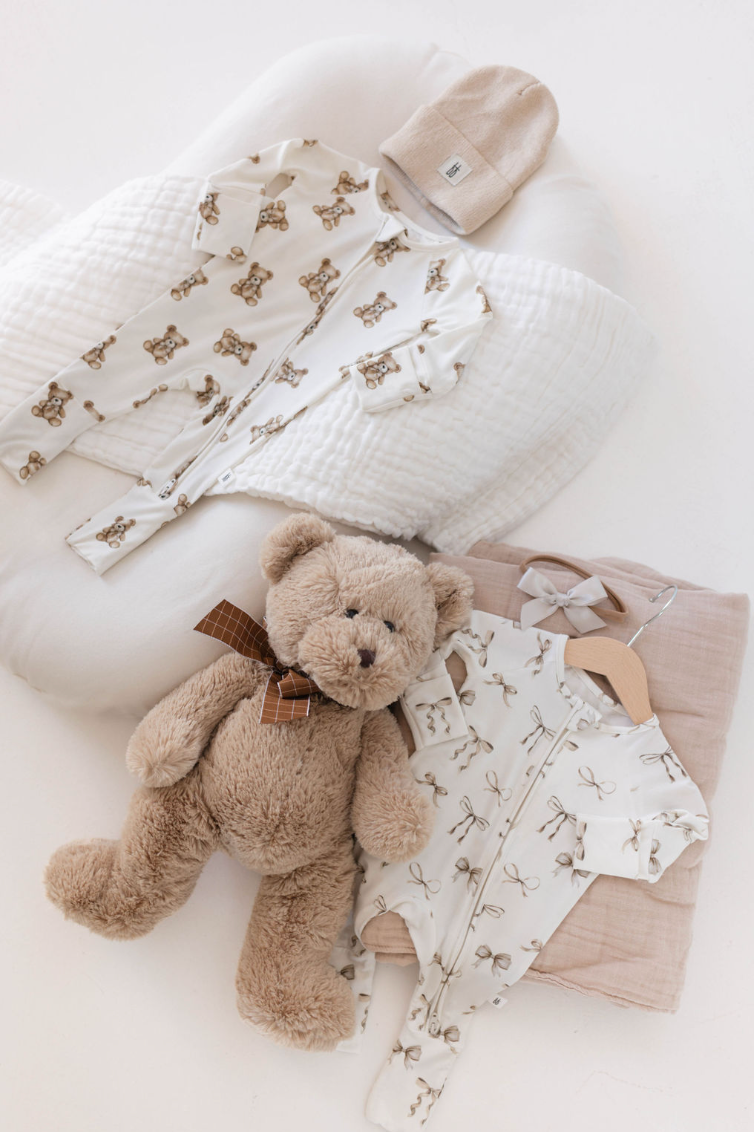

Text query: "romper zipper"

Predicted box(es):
[424, 705, 581, 1034]
[170, 210, 396, 491]
[257, 209, 394, 384]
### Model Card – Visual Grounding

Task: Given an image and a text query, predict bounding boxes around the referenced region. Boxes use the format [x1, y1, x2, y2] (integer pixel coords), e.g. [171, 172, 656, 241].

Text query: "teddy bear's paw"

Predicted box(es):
[358, 790, 435, 864]
[126, 716, 204, 787]
[44, 839, 153, 940]
[45, 839, 116, 925]
[237, 963, 355, 1052]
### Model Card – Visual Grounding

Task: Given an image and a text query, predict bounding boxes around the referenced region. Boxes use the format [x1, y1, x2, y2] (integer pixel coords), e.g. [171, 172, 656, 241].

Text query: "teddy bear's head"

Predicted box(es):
[260, 514, 473, 711]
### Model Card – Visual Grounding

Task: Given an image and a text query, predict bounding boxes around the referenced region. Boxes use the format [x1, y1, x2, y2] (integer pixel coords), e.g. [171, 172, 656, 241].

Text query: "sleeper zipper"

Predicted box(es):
[168, 209, 398, 492]
[424, 704, 582, 1034]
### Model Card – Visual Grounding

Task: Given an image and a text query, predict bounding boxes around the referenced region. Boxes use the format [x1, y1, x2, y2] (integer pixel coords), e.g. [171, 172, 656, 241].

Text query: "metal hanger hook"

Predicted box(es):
[626, 584, 678, 648]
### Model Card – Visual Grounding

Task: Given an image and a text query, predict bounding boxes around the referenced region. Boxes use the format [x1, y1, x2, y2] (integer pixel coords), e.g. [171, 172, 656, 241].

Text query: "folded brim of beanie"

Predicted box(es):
[380, 64, 559, 236]
[381, 104, 512, 236]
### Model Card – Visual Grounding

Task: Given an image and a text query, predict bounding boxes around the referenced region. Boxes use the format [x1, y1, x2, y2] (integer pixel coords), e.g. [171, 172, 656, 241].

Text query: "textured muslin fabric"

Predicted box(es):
[361, 542, 749, 1012]
[380, 65, 559, 234]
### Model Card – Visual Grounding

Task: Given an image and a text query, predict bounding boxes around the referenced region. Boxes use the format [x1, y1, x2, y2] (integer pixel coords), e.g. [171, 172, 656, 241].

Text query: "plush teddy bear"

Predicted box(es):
[230, 262, 274, 306]
[353, 291, 398, 328]
[331, 170, 368, 195]
[256, 201, 288, 231]
[298, 257, 340, 303]
[274, 359, 308, 388]
[19, 450, 46, 480]
[356, 351, 402, 389]
[198, 190, 220, 224]
[82, 335, 117, 369]
[31, 381, 73, 426]
[374, 236, 410, 267]
[425, 259, 449, 293]
[143, 324, 189, 364]
[312, 196, 356, 230]
[95, 515, 135, 548]
[44, 514, 473, 1051]
[171, 268, 208, 300]
[202, 395, 232, 425]
[213, 328, 257, 365]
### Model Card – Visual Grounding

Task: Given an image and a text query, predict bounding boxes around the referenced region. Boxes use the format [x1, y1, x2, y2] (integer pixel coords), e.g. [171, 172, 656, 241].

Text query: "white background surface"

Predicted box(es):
[1, 4, 753, 1132]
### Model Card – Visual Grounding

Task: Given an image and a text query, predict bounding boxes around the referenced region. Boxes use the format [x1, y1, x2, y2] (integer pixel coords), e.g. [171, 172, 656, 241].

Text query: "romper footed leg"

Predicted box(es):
[45, 776, 218, 939]
[65, 480, 199, 574]
[235, 835, 357, 1051]
[365, 981, 471, 1132]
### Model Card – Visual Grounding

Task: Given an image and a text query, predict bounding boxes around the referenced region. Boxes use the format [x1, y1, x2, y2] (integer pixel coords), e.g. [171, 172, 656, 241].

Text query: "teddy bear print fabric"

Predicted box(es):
[353, 610, 709, 1132]
[0, 138, 492, 574]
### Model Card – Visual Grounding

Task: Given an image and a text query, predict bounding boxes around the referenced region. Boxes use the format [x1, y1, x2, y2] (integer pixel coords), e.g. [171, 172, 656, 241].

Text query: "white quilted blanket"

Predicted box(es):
[0, 172, 652, 554]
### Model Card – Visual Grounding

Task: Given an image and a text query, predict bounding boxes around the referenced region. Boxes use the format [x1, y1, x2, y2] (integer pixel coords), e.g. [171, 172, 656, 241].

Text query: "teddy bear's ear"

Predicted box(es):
[259, 513, 336, 583]
[426, 563, 474, 647]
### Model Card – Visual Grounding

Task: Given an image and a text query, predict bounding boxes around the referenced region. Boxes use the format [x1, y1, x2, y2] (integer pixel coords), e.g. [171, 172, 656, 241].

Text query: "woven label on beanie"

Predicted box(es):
[437, 153, 472, 186]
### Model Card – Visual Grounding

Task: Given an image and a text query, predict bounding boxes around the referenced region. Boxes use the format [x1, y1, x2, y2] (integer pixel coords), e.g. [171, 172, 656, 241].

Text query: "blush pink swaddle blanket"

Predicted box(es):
[361, 542, 749, 1012]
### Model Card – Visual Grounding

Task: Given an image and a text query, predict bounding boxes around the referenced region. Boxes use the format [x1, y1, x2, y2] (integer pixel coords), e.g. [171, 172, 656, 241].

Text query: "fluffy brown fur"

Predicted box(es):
[45, 514, 473, 1051]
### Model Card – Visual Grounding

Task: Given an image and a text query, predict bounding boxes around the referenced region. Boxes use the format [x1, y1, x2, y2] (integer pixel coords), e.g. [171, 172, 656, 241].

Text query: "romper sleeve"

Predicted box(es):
[574, 738, 710, 884]
[191, 138, 306, 258]
[349, 246, 493, 413]
[398, 649, 469, 750]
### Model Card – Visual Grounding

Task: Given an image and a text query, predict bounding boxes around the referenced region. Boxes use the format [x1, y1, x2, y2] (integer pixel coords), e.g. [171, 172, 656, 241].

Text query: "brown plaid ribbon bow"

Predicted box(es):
[194, 598, 320, 723]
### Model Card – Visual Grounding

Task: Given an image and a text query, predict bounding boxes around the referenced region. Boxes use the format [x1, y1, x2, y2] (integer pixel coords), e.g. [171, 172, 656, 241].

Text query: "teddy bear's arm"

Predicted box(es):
[126, 652, 265, 788]
[352, 708, 434, 863]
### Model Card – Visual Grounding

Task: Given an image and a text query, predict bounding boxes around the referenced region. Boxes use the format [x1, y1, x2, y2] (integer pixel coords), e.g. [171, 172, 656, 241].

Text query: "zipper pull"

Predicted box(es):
[158, 478, 176, 499]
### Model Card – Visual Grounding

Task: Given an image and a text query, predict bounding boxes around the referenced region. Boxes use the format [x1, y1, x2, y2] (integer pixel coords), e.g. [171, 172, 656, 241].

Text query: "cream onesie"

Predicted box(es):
[353, 610, 709, 1131]
[0, 139, 491, 573]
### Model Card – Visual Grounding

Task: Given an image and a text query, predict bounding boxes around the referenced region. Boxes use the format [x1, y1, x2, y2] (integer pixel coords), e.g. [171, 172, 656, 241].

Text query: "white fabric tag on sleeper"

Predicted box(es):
[217, 468, 235, 486]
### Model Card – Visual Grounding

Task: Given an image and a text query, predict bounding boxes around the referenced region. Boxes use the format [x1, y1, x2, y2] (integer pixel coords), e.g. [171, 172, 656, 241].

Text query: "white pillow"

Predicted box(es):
[0, 37, 623, 715]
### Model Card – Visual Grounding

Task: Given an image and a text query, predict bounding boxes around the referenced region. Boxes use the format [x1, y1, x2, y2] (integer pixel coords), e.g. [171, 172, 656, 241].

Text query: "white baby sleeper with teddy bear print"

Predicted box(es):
[0, 138, 491, 573]
[353, 609, 709, 1131]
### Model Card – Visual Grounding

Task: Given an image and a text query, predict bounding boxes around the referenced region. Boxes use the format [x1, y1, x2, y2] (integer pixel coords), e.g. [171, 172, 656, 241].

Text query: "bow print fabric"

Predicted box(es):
[346, 609, 709, 1132]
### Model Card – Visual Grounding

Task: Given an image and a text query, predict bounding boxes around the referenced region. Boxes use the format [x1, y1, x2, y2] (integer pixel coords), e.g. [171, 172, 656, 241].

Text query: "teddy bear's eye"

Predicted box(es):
[345, 608, 358, 618]
[384, 621, 395, 633]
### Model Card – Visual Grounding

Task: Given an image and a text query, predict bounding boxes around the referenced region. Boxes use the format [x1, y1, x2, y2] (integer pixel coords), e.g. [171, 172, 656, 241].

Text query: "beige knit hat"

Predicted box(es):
[379, 65, 559, 235]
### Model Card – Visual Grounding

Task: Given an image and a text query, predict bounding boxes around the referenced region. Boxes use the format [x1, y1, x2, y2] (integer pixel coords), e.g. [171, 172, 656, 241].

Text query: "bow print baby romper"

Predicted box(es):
[0, 138, 491, 573]
[354, 610, 709, 1131]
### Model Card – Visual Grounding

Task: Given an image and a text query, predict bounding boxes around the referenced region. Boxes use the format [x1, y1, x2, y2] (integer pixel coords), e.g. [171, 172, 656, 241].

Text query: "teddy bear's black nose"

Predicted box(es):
[358, 648, 376, 668]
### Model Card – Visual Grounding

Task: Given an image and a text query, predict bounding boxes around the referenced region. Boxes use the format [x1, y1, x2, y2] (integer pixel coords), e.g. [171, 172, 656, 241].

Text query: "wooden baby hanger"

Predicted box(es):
[517, 555, 677, 725]
[564, 585, 678, 724]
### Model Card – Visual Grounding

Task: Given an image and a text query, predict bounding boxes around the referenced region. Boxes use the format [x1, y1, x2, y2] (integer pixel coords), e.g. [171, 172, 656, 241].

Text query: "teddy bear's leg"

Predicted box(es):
[45, 776, 218, 940]
[236, 835, 357, 1052]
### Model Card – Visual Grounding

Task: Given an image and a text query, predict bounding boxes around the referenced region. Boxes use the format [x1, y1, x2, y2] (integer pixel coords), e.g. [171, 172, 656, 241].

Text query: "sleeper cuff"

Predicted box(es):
[575, 815, 667, 883]
[400, 667, 469, 750]
[191, 180, 265, 259]
[347, 344, 459, 413]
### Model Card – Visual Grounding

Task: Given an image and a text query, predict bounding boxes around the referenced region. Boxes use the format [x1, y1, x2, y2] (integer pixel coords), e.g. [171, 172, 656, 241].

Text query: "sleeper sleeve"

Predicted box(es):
[349, 246, 493, 413]
[574, 740, 710, 884]
[190, 137, 306, 258]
